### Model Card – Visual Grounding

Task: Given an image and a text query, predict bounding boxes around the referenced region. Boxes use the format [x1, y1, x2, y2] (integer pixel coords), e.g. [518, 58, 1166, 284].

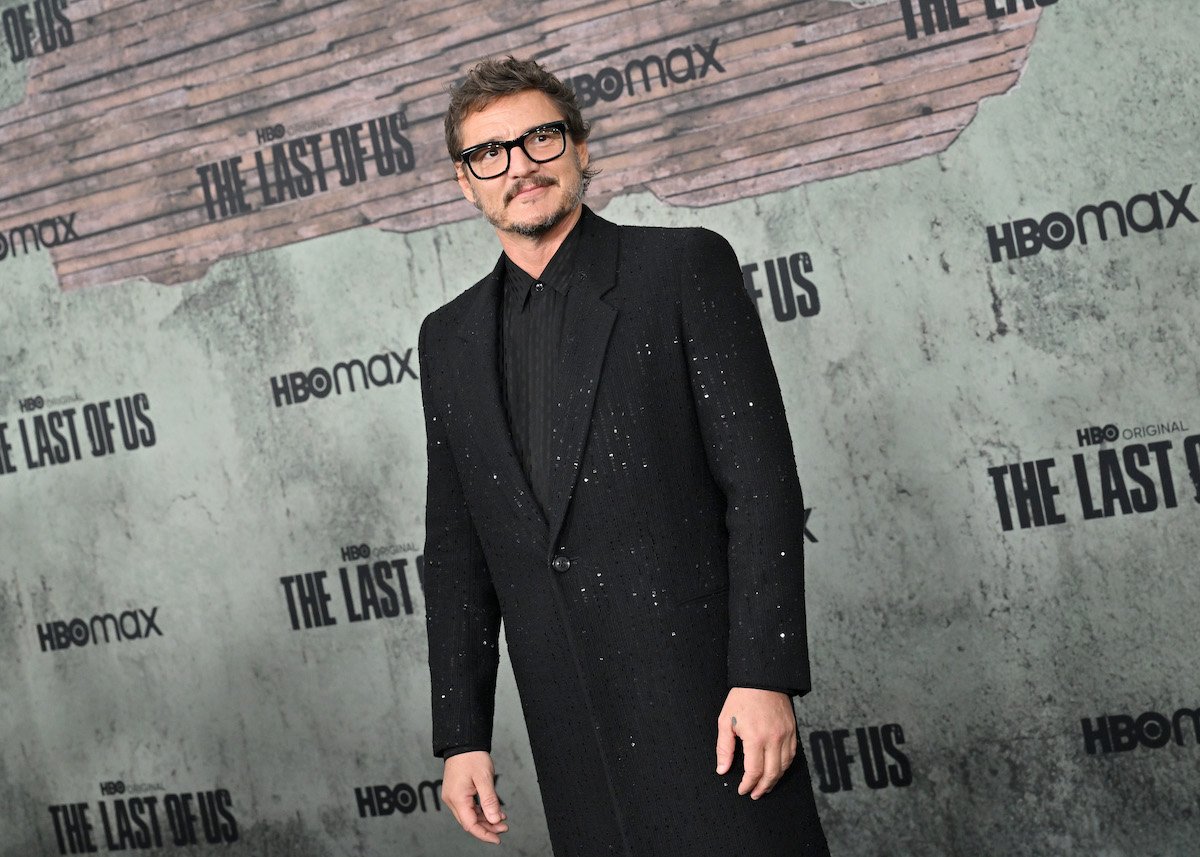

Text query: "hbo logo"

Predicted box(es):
[341, 544, 371, 561]
[99, 781, 126, 795]
[255, 123, 286, 144]
[1076, 423, 1119, 447]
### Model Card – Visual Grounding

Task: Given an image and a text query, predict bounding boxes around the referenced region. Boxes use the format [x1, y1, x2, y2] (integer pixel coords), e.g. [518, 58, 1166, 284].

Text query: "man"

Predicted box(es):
[419, 56, 829, 856]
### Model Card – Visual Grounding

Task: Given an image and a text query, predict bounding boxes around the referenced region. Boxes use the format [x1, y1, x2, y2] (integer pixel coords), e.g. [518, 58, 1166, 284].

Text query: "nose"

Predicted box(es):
[506, 143, 539, 177]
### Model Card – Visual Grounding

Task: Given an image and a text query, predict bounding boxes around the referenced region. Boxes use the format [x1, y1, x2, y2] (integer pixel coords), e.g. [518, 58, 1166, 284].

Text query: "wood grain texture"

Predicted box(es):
[0, 0, 1042, 289]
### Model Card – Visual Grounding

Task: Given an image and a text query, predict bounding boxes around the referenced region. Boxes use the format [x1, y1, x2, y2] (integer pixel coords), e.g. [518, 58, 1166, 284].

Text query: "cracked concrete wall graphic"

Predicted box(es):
[2, 1, 1199, 855]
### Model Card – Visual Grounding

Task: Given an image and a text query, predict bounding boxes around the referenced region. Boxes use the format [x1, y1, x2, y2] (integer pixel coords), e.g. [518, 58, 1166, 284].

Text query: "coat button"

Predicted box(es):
[551, 555, 571, 572]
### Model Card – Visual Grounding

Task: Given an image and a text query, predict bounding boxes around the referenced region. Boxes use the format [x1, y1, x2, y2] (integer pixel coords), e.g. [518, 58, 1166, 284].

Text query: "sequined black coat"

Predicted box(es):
[419, 206, 827, 856]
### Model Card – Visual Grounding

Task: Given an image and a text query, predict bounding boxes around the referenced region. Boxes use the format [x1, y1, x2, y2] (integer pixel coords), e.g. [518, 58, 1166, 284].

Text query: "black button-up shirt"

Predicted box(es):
[498, 215, 584, 516]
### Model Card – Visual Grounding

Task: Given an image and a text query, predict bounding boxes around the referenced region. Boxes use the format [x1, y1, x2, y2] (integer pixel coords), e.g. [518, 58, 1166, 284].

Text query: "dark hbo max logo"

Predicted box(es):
[0, 213, 80, 263]
[354, 776, 506, 818]
[1082, 707, 1200, 755]
[986, 184, 1196, 263]
[37, 608, 161, 653]
[567, 36, 725, 109]
[269, 349, 416, 408]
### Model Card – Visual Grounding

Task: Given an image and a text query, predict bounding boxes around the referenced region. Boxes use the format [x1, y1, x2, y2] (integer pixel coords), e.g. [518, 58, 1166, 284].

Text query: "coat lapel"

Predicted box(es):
[543, 209, 620, 556]
[450, 207, 621, 560]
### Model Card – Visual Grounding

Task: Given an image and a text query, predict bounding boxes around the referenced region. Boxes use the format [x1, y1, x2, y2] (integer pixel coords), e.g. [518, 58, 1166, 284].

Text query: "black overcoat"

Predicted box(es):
[418, 206, 828, 857]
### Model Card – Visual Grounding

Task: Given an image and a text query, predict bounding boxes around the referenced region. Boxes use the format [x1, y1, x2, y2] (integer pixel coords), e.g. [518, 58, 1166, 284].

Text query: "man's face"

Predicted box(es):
[454, 90, 590, 238]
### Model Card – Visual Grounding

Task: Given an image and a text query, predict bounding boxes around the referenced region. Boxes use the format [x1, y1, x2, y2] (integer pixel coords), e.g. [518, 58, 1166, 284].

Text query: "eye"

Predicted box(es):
[471, 144, 502, 162]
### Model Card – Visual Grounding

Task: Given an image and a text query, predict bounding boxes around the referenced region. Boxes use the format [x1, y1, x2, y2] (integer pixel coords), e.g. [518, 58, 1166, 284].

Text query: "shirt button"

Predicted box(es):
[533, 282, 545, 293]
[551, 555, 571, 572]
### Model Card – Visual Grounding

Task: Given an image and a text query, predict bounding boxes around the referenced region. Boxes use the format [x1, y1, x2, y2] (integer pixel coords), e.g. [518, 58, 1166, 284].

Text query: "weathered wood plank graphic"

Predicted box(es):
[0, 0, 1041, 289]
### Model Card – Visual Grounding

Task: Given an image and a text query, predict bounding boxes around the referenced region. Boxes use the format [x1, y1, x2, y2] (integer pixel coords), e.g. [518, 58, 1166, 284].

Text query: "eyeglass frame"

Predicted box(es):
[457, 120, 571, 180]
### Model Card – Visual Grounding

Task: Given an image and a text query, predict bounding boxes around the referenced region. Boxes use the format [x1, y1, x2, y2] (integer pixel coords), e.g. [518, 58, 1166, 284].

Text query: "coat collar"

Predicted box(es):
[452, 205, 621, 558]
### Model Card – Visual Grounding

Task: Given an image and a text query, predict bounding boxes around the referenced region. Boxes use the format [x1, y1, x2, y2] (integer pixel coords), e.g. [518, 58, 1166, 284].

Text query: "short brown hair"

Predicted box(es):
[444, 56, 592, 164]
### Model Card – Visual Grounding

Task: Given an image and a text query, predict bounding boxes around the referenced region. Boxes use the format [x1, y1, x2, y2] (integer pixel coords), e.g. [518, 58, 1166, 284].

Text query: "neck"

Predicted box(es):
[496, 205, 583, 279]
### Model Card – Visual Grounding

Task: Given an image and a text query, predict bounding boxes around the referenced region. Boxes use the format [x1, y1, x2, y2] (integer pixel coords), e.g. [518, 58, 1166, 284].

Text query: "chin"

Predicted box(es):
[502, 202, 569, 238]
[507, 215, 562, 238]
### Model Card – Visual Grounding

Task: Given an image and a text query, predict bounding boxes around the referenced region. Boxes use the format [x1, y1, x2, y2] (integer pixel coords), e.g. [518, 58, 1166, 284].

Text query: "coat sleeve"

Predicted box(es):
[676, 229, 812, 698]
[419, 316, 503, 757]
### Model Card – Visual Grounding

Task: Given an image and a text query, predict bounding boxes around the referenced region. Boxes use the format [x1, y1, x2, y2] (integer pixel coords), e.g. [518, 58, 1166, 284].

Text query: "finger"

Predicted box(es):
[469, 808, 507, 832]
[450, 794, 496, 839]
[715, 714, 737, 775]
[738, 740, 765, 796]
[752, 742, 782, 799]
[781, 730, 797, 773]
[471, 804, 510, 834]
[475, 773, 505, 825]
[462, 817, 501, 844]
[455, 800, 501, 845]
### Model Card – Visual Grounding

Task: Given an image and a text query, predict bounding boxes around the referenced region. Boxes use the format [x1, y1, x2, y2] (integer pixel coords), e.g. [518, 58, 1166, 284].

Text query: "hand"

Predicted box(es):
[715, 687, 798, 799]
[442, 751, 509, 844]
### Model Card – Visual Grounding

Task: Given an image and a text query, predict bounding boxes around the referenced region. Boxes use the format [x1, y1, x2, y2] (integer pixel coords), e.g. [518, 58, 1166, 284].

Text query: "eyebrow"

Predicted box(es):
[464, 120, 561, 150]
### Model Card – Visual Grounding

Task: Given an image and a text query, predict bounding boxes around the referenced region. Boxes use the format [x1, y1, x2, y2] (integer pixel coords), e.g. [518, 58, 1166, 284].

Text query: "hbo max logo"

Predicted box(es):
[354, 777, 505, 818]
[986, 184, 1196, 263]
[1082, 707, 1200, 755]
[355, 781, 441, 817]
[37, 608, 161, 652]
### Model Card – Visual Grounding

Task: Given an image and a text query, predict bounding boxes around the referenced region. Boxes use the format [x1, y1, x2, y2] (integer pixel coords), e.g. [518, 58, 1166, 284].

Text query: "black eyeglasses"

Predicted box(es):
[458, 120, 569, 180]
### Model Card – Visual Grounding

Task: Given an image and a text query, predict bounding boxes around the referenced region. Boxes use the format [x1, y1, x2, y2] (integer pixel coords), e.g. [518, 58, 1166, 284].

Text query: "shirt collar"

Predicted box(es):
[502, 210, 586, 307]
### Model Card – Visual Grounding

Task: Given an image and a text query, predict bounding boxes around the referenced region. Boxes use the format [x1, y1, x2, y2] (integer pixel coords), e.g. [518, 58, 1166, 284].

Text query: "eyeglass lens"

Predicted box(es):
[466, 125, 566, 179]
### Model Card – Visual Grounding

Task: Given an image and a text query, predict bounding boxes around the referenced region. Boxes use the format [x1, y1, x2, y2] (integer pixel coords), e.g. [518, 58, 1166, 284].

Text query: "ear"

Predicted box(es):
[576, 138, 589, 172]
[454, 162, 476, 205]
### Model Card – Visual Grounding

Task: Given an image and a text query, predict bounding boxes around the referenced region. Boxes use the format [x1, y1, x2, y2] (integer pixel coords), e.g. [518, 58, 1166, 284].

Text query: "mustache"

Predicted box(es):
[504, 175, 557, 204]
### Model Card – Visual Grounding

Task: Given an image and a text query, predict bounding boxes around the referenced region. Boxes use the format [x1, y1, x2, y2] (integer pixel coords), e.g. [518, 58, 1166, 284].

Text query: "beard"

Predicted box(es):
[475, 150, 589, 238]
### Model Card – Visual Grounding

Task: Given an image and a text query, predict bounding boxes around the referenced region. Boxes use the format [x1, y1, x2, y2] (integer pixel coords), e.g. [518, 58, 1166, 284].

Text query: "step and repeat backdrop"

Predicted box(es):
[2, 0, 1197, 855]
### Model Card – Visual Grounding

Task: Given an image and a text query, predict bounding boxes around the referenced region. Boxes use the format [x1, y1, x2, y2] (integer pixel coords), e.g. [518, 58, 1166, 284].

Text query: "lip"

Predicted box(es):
[509, 184, 551, 203]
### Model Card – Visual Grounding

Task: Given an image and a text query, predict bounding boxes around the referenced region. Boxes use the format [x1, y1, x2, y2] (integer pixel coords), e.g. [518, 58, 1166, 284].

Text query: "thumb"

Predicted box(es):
[475, 773, 503, 824]
[716, 714, 737, 775]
